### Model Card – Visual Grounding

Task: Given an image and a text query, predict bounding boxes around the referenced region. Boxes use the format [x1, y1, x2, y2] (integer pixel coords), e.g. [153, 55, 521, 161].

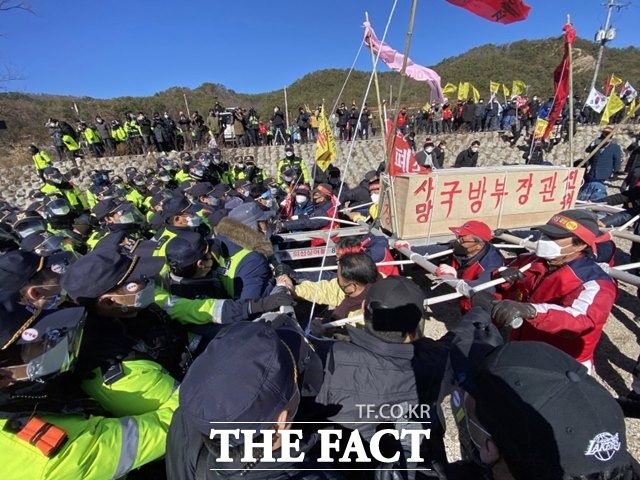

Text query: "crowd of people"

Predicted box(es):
[2, 126, 640, 479]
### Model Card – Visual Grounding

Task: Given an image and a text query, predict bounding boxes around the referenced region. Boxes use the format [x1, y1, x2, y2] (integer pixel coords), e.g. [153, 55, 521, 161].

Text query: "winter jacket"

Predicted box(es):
[584, 139, 623, 182]
[497, 253, 617, 363]
[451, 244, 505, 313]
[211, 217, 274, 300]
[454, 148, 479, 168]
[166, 411, 343, 480]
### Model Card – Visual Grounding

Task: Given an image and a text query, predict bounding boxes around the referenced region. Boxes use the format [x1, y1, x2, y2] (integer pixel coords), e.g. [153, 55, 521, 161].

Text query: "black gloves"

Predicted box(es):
[470, 290, 497, 313]
[491, 300, 536, 328]
[249, 293, 296, 315]
[498, 267, 524, 284]
[273, 262, 294, 277]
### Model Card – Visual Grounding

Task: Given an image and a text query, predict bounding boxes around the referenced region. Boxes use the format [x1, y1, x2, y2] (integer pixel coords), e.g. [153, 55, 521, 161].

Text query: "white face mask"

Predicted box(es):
[285, 152, 294, 158]
[425, 147, 434, 153]
[109, 280, 156, 311]
[295, 195, 308, 204]
[471, 147, 479, 153]
[269, 187, 278, 195]
[532, 238, 564, 259]
[370, 193, 380, 203]
[186, 215, 202, 228]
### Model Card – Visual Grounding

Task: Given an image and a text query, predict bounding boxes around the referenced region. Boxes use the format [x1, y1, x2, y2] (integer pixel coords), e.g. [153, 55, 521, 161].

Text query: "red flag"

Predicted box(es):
[446, 0, 531, 24]
[385, 120, 429, 176]
[542, 23, 576, 139]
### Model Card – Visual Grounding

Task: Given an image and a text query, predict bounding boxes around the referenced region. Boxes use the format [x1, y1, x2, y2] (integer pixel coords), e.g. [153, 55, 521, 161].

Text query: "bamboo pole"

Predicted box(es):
[567, 15, 575, 166]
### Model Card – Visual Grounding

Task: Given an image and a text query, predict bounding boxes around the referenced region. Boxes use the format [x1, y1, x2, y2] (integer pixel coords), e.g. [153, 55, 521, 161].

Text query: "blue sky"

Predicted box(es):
[1, 0, 637, 99]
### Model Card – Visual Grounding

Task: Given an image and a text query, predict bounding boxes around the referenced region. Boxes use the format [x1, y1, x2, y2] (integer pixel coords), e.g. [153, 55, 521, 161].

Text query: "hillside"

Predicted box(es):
[0, 36, 639, 157]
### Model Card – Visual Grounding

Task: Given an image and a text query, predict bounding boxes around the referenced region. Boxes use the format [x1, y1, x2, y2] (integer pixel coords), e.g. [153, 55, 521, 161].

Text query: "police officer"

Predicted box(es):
[277, 145, 310, 186]
[40, 167, 88, 213]
[154, 233, 293, 327]
[29, 144, 52, 179]
[166, 320, 337, 479]
[87, 198, 149, 253]
[0, 306, 178, 479]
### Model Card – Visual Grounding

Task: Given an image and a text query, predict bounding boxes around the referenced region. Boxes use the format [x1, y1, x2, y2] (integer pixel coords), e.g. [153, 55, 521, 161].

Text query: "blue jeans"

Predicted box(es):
[577, 181, 607, 202]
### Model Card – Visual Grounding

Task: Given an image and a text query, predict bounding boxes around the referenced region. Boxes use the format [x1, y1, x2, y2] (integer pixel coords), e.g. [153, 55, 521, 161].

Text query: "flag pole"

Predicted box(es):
[284, 86, 290, 136]
[365, 11, 386, 154]
[382, 0, 418, 238]
[183, 93, 191, 118]
[567, 14, 574, 166]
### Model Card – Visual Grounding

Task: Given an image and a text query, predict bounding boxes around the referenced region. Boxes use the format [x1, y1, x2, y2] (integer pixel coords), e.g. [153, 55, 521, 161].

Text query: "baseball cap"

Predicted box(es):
[184, 182, 214, 198]
[469, 341, 633, 479]
[166, 234, 209, 269]
[535, 209, 608, 249]
[365, 276, 425, 332]
[180, 321, 299, 440]
[61, 249, 164, 299]
[295, 185, 311, 197]
[234, 179, 252, 190]
[92, 198, 122, 220]
[228, 202, 275, 228]
[161, 195, 198, 221]
[284, 145, 294, 152]
[449, 221, 492, 242]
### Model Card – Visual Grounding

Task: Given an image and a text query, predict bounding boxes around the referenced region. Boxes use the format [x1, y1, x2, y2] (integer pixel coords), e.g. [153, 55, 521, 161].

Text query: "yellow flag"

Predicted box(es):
[600, 93, 625, 126]
[512, 80, 526, 96]
[490, 81, 500, 94]
[304, 104, 312, 113]
[502, 84, 510, 97]
[470, 84, 480, 103]
[610, 75, 623, 86]
[423, 103, 432, 112]
[458, 82, 469, 101]
[443, 83, 457, 96]
[533, 118, 548, 139]
[315, 106, 336, 172]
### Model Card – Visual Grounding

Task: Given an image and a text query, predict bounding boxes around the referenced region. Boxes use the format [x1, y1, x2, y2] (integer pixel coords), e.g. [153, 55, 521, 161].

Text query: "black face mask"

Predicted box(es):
[451, 239, 469, 256]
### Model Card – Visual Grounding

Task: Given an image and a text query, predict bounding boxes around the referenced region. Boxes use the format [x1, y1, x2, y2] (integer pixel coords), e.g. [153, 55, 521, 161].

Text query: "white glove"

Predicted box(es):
[435, 263, 457, 278]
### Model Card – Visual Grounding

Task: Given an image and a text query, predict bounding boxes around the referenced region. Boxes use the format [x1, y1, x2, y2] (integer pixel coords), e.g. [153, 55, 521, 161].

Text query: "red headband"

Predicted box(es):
[314, 186, 332, 197]
[548, 214, 610, 249]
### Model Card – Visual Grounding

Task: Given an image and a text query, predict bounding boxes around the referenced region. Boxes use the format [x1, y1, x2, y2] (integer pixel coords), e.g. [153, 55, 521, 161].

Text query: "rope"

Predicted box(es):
[305, 0, 400, 335]
[329, 42, 365, 120]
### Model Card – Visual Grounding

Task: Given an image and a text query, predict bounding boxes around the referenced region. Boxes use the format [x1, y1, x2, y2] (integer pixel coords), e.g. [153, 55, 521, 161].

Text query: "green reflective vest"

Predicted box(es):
[215, 248, 251, 299]
[32, 151, 52, 170]
[0, 380, 178, 479]
[41, 183, 88, 211]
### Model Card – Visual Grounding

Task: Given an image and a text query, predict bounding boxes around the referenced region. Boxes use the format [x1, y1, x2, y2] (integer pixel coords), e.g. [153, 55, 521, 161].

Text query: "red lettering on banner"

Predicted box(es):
[516, 173, 534, 205]
[539, 172, 558, 203]
[561, 169, 580, 209]
[439, 180, 463, 218]
[468, 177, 488, 213]
[413, 178, 435, 223]
[489, 177, 508, 209]
[393, 146, 411, 173]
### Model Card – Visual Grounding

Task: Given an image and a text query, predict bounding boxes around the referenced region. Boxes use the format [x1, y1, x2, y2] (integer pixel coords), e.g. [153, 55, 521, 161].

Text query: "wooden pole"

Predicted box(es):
[183, 93, 191, 118]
